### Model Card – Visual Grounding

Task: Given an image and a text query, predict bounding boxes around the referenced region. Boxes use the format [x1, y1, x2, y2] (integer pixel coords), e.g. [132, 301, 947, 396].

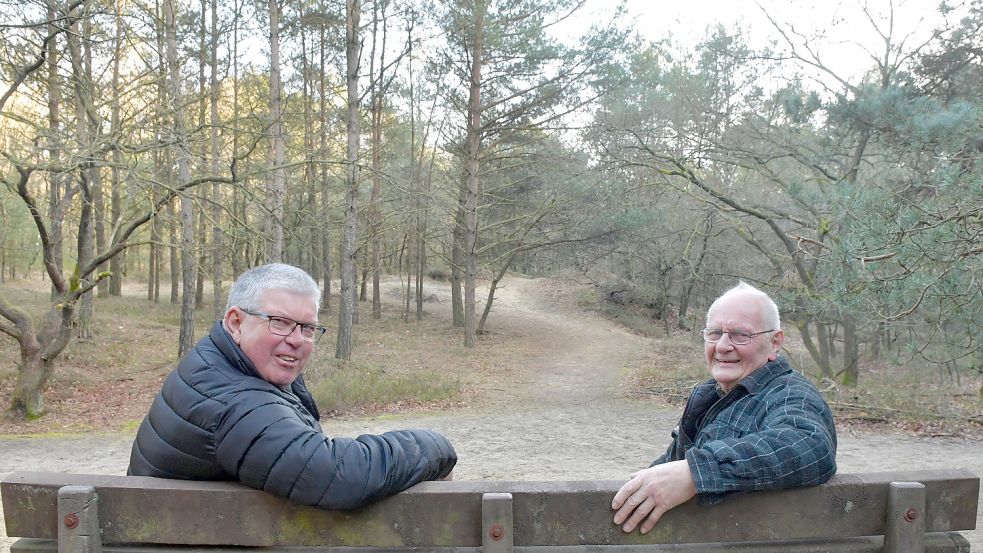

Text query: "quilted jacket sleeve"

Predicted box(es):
[213, 395, 457, 510]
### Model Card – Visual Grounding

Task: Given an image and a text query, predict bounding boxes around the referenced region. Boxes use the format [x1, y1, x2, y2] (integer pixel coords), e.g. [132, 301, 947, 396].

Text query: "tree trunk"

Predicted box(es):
[416, 151, 436, 322]
[93, 177, 107, 300]
[451, 178, 465, 327]
[841, 314, 860, 386]
[79, 5, 108, 301]
[149, 204, 159, 303]
[0, 164, 80, 419]
[336, 0, 361, 360]
[352, 255, 360, 324]
[6, 299, 75, 419]
[367, 0, 386, 320]
[678, 212, 712, 329]
[796, 317, 833, 379]
[210, 0, 223, 320]
[477, 255, 513, 333]
[415, 229, 425, 320]
[5, 301, 47, 418]
[266, 0, 285, 262]
[461, 1, 485, 348]
[109, 0, 124, 297]
[195, 16, 207, 316]
[358, 263, 368, 301]
[45, 0, 64, 303]
[67, 2, 95, 341]
[169, 201, 179, 304]
[164, 0, 197, 355]
[150, 1, 167, 304]
[230, 0, 245, 280]
[816, 320, 833, 378]
[300, 16, 315, 296]
[397, 233, 408, 321]
[404, 234, 413, 320]
[318, 10, 332, 314]
[195, 197, 206, 309]
[12, 354, 47, 419]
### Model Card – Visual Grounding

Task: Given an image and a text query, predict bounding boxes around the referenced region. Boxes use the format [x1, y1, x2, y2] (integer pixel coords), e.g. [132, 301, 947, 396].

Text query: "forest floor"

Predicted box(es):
[1, 274, 982, 550]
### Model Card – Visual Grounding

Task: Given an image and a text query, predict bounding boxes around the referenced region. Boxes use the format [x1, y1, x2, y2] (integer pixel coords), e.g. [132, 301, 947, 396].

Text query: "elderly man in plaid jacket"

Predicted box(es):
[612, 282, 837, 534]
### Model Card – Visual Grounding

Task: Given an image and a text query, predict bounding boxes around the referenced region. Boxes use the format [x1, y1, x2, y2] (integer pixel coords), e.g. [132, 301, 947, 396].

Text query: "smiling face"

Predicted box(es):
[223, 288, 318, 388]
[704, 292, 785, 393]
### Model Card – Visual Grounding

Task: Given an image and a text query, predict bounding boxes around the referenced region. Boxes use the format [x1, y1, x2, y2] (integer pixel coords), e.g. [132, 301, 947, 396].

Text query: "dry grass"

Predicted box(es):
[821, 361, 983, 437]
[0, 275, 527, 436]
[0, 282, 201, 435]
[4, 272, 980, 439]
[577, 281, 983, 438]
[303, 307, 526, 417]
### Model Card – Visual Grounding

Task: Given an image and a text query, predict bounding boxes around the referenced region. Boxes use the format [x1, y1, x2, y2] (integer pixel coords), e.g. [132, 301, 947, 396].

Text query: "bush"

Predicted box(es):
[427, 268, 450, 282]
[583, 284, 676, 336]
[307, 360, 461, 414]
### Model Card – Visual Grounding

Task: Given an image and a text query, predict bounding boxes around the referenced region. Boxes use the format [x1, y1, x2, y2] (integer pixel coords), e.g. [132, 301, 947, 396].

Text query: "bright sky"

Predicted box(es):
[558, 0, 956, 86]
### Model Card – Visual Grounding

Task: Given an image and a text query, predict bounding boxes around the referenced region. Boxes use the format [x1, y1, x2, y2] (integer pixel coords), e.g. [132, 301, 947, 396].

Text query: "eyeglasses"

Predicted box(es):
[240, 308, 327, 343]
[702, 328, 774, 345]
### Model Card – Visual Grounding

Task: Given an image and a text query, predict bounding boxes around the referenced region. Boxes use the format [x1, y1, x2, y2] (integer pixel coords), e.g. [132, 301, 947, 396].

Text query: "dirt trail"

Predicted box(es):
[2, 276, 981, 549]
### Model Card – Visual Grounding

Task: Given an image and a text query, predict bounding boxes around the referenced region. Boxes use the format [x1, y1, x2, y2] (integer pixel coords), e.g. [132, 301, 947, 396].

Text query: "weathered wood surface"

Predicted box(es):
[2, 470, 978, 548]
[5, 534, 974, 553]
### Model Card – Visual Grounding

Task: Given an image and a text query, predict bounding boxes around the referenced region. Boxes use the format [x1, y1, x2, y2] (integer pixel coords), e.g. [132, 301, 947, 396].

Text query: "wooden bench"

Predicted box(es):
[2, 469, 978, 553]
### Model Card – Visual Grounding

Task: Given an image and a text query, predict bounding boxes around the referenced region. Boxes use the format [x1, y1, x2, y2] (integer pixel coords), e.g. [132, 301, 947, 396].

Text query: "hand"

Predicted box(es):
[611, 460, 697, 534]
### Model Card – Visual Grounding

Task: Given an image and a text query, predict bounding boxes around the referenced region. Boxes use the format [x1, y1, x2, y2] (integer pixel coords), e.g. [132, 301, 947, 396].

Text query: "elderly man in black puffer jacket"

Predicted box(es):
[128, 263, 457, 510]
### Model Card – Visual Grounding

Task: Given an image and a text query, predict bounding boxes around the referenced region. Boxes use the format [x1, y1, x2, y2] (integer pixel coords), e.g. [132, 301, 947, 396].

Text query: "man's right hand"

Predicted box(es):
[611, 460, 697, 534]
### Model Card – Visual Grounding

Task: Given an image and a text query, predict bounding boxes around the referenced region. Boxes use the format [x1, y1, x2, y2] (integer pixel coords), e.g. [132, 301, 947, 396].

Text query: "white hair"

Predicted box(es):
[225, 263, 321, 313]
[706, 281, 781, 330]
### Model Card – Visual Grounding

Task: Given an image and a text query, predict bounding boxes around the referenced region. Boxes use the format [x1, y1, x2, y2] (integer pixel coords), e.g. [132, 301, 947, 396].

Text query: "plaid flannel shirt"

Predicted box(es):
[652, 357, 837, 505]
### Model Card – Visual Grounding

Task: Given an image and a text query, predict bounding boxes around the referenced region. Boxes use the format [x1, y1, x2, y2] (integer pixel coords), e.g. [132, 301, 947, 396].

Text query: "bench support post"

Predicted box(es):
[884, 481, 926, 553]
[57, 485, 102, 553]
[482, 492, 513, 553]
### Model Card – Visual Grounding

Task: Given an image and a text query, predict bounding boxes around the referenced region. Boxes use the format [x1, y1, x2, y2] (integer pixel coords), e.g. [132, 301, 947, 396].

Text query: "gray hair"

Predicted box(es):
[706, 281, 781, 330]
[225, 263, 321, 313]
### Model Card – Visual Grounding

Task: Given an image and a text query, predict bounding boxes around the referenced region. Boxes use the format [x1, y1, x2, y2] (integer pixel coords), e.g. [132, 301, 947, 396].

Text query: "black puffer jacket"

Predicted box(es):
[128, 321, 457, 510]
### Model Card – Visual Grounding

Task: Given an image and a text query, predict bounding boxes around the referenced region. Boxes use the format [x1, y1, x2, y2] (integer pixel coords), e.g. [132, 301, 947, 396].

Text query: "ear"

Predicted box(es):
[223, 307, 244, 344]
[768, 330, 786, 361]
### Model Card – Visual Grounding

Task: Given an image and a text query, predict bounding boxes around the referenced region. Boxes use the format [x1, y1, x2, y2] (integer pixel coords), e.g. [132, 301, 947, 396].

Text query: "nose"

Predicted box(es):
[716, 332, 736, 349]
[284, 324, 307, 345]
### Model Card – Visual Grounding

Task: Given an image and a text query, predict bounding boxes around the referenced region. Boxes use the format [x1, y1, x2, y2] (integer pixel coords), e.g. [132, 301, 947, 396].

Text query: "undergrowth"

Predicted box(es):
[0, 276, 518, 434]
[624, 333, 983, 437]
[581, 285, 983, 437]
[308, 360, 461, 415]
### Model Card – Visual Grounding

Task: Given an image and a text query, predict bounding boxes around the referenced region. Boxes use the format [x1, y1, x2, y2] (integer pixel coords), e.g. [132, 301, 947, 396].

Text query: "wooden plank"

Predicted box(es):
[2, 470, 978, 547]
[9, 532, 972, 553]
[508, 471, 978, 547]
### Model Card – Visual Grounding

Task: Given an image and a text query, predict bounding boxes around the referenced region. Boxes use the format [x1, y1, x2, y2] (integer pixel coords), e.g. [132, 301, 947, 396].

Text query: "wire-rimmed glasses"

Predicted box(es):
[240, 308, 326, 343]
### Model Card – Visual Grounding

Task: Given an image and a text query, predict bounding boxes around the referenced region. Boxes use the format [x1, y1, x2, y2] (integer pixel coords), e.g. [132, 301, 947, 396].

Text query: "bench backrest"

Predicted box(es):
[2, 470, 978, 551]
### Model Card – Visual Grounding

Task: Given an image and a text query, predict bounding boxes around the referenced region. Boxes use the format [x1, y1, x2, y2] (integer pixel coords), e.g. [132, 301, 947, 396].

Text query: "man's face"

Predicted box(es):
[704, 293, 784, 393]
[224, 288, 318, 388]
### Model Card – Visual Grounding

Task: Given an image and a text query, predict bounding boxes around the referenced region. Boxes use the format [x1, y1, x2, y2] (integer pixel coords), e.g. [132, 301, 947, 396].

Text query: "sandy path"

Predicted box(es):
[2, 276, 981, 549]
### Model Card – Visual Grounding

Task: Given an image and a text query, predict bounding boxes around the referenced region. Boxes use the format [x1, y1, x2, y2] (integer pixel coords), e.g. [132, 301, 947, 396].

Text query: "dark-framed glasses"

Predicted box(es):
[702, 328, 774, 345]
[240, 308, 326, 343]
